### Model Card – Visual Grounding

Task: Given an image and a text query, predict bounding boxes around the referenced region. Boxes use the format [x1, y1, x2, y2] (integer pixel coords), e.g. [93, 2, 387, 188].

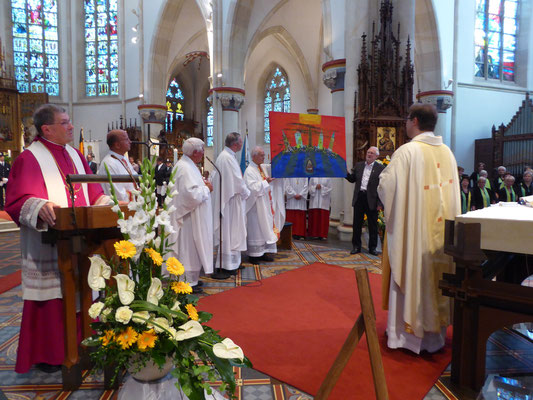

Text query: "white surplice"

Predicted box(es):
[168, 155, 213, 285]
[211, 147, 250, 270]
[244, 161, 278, 257]
[98, 151, 137, 202]
[308, 177, 332, 210]
[378, 132, 461, 353]
[261, 164, 286, 233]
[285, 177, 308, 210]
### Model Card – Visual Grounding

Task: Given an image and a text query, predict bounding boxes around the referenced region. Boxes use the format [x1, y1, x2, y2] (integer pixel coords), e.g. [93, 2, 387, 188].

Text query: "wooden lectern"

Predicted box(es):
[42, 205, 133, 390]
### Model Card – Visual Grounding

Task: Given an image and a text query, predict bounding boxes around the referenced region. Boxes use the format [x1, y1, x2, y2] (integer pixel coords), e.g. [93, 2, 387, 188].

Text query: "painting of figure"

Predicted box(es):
[377, 127, 396, 152]
[270, 112, 347, 178]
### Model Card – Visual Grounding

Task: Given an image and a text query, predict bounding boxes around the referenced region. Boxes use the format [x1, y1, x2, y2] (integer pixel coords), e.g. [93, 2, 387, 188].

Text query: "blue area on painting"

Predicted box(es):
[272, 149, 347, 178]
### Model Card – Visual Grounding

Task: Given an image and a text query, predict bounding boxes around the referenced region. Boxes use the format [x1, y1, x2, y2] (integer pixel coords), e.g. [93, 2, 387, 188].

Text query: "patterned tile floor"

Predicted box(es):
[0, 232, 531, 399]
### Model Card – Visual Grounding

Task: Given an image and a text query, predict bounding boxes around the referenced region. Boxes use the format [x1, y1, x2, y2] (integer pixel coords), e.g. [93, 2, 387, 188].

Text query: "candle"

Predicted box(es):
[7, 150, 11, 157]
[173, 148, 178, 163]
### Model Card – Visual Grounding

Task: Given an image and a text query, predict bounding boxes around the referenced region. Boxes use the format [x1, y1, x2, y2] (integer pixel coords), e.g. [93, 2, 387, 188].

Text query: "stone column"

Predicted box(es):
[208, 87, 245, 154]
[322, 59, 346, 237]
[416, 90, 454, 146]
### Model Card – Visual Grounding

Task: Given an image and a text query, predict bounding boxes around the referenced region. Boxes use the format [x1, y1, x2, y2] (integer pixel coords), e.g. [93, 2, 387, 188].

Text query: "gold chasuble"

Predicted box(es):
[378, 133, 461, 339]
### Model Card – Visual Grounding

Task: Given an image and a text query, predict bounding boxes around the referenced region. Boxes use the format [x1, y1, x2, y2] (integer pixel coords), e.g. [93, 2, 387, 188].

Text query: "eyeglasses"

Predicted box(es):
[47, 120, 72, 127]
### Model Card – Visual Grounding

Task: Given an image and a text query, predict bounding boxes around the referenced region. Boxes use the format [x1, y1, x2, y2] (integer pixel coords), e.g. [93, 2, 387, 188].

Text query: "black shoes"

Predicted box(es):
[369, 249, 379, 256]
[36, 363, 61, 373]
[226, 269, 239, 276]
[350, 247, 361, 255]
[261, 254, 274, 262]
[248, 256, 262, 264]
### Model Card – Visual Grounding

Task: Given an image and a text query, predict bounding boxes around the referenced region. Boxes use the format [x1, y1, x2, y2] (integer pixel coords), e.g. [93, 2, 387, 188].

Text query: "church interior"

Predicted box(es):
[1, 0, 533, 399]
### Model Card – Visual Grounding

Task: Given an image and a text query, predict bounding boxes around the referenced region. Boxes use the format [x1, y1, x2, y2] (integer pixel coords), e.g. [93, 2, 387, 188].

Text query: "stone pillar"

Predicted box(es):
[416, 90, 454, 146]
[322, 59, 346, 237]
[208, 87, 245, 154]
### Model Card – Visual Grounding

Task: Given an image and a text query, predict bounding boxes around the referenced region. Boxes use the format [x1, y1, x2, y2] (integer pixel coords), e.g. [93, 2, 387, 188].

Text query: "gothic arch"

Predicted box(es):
[245, 26, 315, 107]
[148, 0, 208, 104]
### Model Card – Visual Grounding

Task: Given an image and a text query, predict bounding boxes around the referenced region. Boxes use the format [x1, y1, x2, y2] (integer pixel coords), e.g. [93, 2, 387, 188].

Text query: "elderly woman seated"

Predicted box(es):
[498, 175, 519, 202]
[472, 176, 496, 210]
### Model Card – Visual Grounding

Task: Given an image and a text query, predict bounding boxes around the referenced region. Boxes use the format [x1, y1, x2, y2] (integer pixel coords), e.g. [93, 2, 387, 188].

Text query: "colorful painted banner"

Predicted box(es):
[269, 111, 347, 178]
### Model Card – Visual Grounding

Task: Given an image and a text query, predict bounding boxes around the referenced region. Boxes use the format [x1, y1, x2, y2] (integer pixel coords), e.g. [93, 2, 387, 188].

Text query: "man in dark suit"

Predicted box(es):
[86, 153, 97, 174]
[0, 152, 11, 210]
[345, 146, 385, 255]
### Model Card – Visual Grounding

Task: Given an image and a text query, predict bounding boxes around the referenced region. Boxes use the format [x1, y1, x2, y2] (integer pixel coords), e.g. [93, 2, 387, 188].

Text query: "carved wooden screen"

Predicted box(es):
[353, 0, 414, 163]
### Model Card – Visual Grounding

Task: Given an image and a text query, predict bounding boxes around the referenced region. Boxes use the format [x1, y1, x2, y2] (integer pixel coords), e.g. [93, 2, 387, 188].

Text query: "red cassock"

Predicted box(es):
[6, 136, 104, 372]
[307, 208, 329, 238]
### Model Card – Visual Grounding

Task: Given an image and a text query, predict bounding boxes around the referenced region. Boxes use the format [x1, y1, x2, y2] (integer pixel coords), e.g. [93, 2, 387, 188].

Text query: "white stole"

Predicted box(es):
[28, 140, 90, 206]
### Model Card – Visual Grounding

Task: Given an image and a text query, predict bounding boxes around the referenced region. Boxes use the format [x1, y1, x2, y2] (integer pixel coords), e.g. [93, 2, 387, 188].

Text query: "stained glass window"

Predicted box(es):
[475, 0, 518, 81]
[166, 79, 185, 121]
[206, 104, 213, 147]
[11, 0, 59, 96]
[264, 66, 290, 143]
[85, 0, 118, 96]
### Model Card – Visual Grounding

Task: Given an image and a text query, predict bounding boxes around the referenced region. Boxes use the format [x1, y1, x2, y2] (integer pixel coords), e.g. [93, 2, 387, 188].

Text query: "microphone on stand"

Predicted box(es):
[205, 155, 230, 280]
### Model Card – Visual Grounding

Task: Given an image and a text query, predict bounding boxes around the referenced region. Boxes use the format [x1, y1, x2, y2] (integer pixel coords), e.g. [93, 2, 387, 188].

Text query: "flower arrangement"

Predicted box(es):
[377, 155, 391, 166]
[82, 158, 250, 399]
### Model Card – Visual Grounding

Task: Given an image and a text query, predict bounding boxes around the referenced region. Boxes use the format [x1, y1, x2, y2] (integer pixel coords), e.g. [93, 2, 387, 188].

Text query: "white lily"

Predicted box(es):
[150, 317, 171, 333]
[154, 236, 161, 248]
[147, 277, 164, 305]
[175, 320, 204, 341]
[213, 338, 244, 362]
[111, 204, 121, 213]
[87, 255, 111, 290]
[114, 274, 135, 305]
[170, 300, 181, 311]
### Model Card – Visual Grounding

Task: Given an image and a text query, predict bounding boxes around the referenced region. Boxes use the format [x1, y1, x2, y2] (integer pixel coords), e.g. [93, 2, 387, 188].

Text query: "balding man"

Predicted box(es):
[98, 129, 137, 201]
[244, 146, 278, 264]
[345, 146, 384, 255]
[168, 138, 213, 293]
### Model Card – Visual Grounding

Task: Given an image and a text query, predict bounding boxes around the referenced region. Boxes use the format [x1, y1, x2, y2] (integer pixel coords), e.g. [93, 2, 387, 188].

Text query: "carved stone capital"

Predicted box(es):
[321, 59, 346, 92]
[219, 92, 245, 111]
[416, 90, 454, 113]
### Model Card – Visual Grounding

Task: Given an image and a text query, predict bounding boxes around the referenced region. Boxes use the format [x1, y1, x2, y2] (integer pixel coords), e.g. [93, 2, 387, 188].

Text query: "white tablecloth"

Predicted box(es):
[455, 203, 533, 255]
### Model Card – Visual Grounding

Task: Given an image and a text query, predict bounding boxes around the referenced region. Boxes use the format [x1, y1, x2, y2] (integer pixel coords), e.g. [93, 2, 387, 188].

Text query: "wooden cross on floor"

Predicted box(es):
[315, 268, 389, 400]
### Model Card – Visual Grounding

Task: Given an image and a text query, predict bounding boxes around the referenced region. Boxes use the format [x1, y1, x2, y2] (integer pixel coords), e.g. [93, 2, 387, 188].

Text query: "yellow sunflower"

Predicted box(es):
[115, 240, 136, 259]
[166, 257, 185, 276]
[137, 329, 158, 351]
[100, 330, 115, 347]
[144, 248, 163, 266]
[185, 304, 199, 321]
[116, 326, 138, 349]
[171, 281, 193, 295]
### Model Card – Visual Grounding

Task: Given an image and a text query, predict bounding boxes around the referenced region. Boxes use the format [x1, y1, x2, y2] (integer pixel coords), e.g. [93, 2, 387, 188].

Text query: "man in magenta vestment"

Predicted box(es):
[5, 104, 109, 373]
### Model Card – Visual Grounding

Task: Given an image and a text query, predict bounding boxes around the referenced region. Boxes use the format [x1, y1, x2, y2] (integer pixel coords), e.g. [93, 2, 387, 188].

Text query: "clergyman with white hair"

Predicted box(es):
[168, 137, 213, 293]
[211, 132, 251, 275]
[244, 146, 279, 264]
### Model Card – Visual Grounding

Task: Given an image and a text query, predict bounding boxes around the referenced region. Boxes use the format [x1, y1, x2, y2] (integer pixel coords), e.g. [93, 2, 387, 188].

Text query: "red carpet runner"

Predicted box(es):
[199, 263, 452, 400]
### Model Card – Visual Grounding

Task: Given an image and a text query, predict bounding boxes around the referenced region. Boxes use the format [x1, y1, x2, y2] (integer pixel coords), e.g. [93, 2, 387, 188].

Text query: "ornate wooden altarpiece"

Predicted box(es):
[0, 75, 48, 159]
[353, 0, 414, 164]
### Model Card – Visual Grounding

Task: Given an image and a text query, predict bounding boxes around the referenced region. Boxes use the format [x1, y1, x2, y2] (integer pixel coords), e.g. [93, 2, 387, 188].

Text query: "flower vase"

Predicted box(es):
[127, 357, 173, 382]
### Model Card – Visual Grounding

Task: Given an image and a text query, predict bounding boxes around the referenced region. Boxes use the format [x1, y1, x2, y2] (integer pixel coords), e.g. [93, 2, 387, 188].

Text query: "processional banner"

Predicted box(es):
[269, 111, 347, 178]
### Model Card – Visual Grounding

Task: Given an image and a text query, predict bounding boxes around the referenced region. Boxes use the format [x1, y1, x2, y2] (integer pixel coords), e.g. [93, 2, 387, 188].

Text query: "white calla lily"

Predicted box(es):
[147, 277, 164, 305]
[213, 338, 244, 362]
[87, 255, 111, 290]
[149, 317, 171, 333]
[174, 320, 204, 341]
[114, 274, 135, 305]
